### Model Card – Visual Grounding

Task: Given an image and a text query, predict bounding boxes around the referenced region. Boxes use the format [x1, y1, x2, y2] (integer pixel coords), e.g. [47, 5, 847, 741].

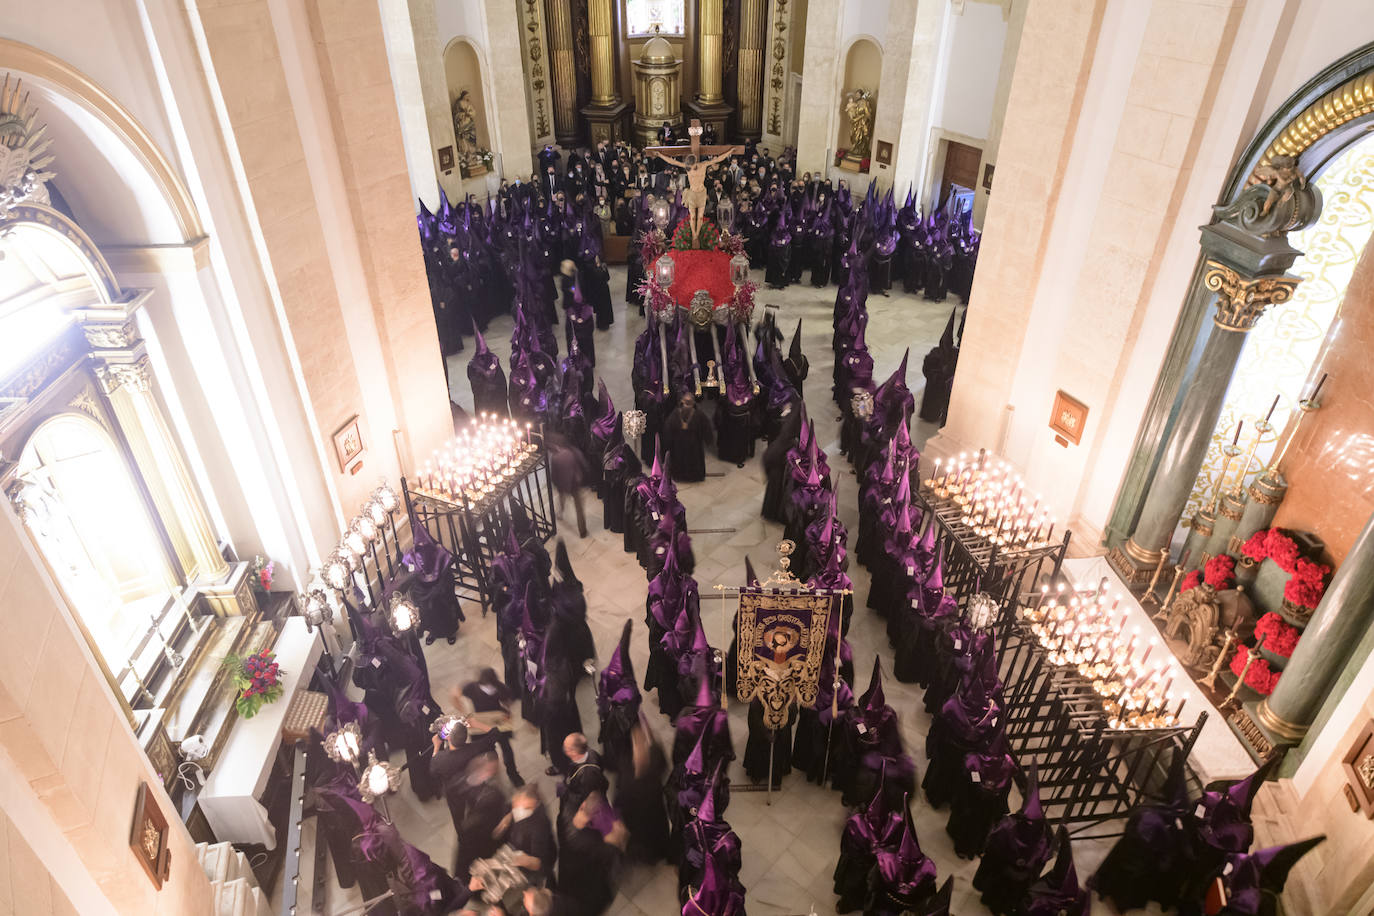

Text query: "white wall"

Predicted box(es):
[839, 0, 889, 52]
[932, 2, 1008, 142]
[434, 0, 487, 50]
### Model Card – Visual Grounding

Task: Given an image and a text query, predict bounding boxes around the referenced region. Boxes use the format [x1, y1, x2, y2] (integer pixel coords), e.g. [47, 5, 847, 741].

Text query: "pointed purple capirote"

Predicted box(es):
[1023, 760, 1043, 820]
[743, 555, 759, 587]
[603, 618, 634, 682]
[1223, 835, 1325, 916]
[860, 655, 886, 713]
[697, 759, 726, 822]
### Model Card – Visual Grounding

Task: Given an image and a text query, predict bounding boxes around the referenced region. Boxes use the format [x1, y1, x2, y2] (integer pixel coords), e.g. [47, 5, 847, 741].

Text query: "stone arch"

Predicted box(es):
[836, 36, 881, 166]
[0, 39, 204, 243]
[442, 36, 495, 169]
[1107, 42, 1374, 556]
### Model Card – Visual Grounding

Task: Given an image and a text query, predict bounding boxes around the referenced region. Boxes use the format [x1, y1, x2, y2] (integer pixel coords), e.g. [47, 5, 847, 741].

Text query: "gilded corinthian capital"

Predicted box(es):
[1202, 260, 1299, 332]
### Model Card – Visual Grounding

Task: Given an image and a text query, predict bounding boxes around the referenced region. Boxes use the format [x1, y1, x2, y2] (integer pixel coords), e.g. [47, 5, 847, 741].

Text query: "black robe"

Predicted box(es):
[614, 741, 671, 864]
[743, 700, 796, 788]
[662, 406, 715, 482]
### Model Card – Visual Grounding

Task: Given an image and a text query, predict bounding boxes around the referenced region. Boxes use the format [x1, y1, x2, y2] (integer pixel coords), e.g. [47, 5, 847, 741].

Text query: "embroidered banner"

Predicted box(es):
[735, 588, 835, 729]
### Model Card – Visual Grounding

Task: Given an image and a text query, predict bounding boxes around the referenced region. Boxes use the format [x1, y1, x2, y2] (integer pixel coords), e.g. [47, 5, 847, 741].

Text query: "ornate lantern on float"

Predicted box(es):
[655, 253, 676, 289]
[729, 253, 750, 288]
[651, 197, 672, 232]
[716, 196, 735, 233]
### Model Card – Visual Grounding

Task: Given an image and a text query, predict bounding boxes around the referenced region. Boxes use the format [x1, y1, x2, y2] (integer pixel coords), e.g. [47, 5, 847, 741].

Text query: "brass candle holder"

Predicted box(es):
[1221, 633, 1267, 709]
[1153, 565, 1185, 623]
[1140, 555, 1168, 607]
[1198, 630, 1237, 690]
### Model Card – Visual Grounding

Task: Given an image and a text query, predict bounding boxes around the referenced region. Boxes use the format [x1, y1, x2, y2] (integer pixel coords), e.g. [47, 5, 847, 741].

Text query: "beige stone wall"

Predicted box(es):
[0, 509, 213, 914]
[0, 805, 79, 916]
[194, 0, 450, 512]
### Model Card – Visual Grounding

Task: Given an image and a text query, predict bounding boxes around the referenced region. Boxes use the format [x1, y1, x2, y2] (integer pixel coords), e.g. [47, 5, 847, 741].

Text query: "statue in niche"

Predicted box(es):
[843, 89, 874, 160]
[452, 90, 485, 176]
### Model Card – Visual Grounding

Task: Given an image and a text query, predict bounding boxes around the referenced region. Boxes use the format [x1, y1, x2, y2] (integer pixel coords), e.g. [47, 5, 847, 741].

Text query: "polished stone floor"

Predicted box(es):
[312, 268, 1154, 915]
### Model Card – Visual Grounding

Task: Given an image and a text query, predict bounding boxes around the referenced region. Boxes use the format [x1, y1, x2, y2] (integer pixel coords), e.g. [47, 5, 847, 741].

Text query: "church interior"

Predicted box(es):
[3, 1, 1374, 914]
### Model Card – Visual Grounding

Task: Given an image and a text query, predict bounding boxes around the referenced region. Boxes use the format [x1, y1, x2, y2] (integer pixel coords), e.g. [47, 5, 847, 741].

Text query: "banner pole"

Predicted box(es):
[720, 586, 729, 709]
[767, 730, 776, 805]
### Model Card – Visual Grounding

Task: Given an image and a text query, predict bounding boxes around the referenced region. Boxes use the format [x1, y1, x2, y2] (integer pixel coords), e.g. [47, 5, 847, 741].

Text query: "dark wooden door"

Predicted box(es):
[940, 140, 982, 204]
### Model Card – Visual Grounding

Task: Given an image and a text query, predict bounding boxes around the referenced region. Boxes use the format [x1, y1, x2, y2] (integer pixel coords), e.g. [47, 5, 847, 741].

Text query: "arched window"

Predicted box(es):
[626, 0, 685, 37]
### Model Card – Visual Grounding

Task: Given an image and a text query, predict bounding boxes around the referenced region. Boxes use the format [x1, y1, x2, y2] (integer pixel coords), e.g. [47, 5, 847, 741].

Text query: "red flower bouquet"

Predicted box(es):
[1181, 570, 1202, 592]
[1253, 612, 1300, 658]
[1264, 530, 1300, 573]
[1203, 554, 1236, 590]
[223, 651, 285, 719]
[251, 555, 274, 595]
[1229, 645, 1282, 696]
[1283, 557, 1329, 610]
[1241, 529, 1269, 562]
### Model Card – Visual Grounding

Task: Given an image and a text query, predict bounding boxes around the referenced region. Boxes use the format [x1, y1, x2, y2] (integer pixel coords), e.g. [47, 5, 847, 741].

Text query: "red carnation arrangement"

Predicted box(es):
[1203, 554, 1236, 590]
[1241, 529, 1270, 562]
[1229, 645, 1282, 696]
[1264, 530, 1300, 573]
[1180, 570, 1202, 592]
[1284, 556, 1329, 610]
[223, 650, 285, 719]
[1253, 612, 1300, 658]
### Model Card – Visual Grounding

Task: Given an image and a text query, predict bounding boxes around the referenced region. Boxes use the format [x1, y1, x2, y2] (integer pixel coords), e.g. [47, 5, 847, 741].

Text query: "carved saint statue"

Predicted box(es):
[452, 90, 479, 164]
[844, 89, 874, 160]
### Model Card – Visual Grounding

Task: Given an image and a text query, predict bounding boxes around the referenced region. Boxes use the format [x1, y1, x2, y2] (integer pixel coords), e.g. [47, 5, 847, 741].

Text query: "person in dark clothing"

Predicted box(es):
[661, 393, 715, 482]
[554, 732, 610, 832]
[614, 718, 671, 865]
[547, 432, 591, 537]
[493, 785, 558, 887]
[459, 669, 524, 786]
[452, 752, 509, 881]
[557, 793, 626, 916]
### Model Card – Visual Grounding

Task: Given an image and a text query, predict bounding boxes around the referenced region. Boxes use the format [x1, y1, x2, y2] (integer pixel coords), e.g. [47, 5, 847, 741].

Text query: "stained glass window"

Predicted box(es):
[1182, 138, 1374, 523]
[627, 0, 685, 36]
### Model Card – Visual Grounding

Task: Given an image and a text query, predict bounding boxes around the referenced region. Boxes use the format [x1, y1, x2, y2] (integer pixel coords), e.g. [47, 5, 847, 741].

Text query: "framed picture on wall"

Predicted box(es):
[438, 145, 455, 173]
[130, 782, 171, 889]
[983, 163, 995, 191]
[1049, 391, 1088, 446]
[875, 141, 892, 166]
[332, 416, 365, 472]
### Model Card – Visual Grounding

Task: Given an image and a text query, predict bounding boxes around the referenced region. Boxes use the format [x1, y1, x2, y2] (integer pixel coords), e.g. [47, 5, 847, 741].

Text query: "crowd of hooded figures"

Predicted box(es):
[298, 140, 1320, 916]
[821, 223, 1324, 916]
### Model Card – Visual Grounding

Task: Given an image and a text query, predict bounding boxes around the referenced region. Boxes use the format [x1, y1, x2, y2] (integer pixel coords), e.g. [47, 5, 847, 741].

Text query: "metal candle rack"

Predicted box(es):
[995, 592, 1206, 836]
[914, 482, 1071, 632]
[401, 426, 557, 617]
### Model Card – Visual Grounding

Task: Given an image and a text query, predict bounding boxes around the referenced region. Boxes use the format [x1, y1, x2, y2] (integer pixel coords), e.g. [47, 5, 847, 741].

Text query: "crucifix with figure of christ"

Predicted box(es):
[645, 119, 744, 245]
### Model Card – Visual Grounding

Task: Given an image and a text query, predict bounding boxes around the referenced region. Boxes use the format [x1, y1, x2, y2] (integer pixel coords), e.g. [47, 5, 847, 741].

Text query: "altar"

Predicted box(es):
[199, 617, 323, 849]
[1062, 556, 1255, 783]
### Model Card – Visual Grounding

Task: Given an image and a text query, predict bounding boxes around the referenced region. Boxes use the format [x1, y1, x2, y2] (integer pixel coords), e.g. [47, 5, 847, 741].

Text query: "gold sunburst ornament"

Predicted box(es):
[0, 75, 56, 218]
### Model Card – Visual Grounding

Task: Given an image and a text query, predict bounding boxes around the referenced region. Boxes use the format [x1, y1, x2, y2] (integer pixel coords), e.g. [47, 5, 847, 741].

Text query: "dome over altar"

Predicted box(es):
[641, 35, 674, 63]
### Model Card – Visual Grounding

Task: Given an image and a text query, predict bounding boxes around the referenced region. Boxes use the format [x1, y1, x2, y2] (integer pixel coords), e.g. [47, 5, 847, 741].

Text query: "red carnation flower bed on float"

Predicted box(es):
[1242, 528, 1301, 572]
[1284, 557, 1330, 610]
[650, 248, 736, 310]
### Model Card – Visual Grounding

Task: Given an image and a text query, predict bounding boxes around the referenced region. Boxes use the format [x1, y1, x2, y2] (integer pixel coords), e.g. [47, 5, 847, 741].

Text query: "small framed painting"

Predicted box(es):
[1342, 720, 1374, 818]
[983, 163, 995, 191]
[875, 141, 893, 166]
[333, 416, 365, 472]
[1049, 391, 1088, 446]
[438, 145, 455, 172]
[130, 782, 171, 889]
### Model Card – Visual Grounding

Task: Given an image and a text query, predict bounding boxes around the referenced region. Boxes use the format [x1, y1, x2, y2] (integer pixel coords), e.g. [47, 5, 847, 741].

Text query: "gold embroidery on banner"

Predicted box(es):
[735, 589, 831, 731]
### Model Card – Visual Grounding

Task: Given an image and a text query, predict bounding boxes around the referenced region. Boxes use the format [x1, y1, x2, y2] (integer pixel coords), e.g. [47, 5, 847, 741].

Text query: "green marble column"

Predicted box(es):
[1111, 261, 1298, 584]
[1259, 511, 1374, 739]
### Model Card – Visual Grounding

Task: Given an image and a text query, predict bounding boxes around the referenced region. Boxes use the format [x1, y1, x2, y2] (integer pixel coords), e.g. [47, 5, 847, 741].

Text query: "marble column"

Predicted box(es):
[546, 0, 579, 145]
[1111, 260, 1298, 582]
[736, 0, 767, 138]
[697, 0, 725, 105]
[1258, 511, 1374, 740]
[88, 347, 228, 585]
[588, 0, 617, 104]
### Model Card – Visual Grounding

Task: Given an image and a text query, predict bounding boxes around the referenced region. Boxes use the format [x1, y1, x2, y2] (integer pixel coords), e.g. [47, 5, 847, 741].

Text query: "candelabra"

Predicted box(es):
[924, 450, 1055, 550]
[1021, 583, 1187, 729]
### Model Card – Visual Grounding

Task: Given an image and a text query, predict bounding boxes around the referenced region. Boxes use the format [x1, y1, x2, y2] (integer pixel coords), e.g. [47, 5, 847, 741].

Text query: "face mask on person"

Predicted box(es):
[479, 684, 497, 695]
[512, 805, 534, 822]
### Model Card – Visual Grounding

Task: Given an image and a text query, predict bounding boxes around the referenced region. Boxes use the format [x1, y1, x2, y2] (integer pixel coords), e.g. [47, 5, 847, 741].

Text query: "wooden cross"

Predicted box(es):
[643, 119, 743, 161]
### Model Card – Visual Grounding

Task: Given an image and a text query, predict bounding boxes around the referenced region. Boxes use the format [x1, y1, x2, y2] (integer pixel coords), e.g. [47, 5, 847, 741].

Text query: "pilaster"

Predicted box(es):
[794, 0, 842, 176]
